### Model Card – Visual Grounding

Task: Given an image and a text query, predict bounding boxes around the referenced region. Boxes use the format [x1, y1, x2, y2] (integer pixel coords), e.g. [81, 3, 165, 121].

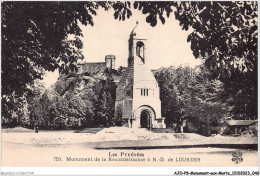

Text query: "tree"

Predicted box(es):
[25, 83, 52, 128]
[155, 65, 230, 134]
[1, 1, 110, 120]
[95, 91, 114, 127]
[93, 75, 116, 127]
[183, 66, 230, 135]
[155, 66, 200, 128]
[66, 96, 86, 128]
[222, 68, 257, 120]
[154, 66, 182, 127]
[170, 2, 257, 120]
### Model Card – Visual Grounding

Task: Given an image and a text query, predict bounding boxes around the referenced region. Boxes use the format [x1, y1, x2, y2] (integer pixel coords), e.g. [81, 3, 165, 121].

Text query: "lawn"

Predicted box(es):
[2, 126, 258, 147]
[2, 126, 103, 134]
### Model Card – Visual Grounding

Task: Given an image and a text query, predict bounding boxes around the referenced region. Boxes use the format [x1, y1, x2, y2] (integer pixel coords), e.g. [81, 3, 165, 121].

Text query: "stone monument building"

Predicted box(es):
[115, 23, 166, 129]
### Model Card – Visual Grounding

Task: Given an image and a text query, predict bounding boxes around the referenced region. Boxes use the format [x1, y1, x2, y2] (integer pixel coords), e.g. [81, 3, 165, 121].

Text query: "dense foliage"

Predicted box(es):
[2, 2, 257, 130]
[6, 68, 119, 129]
[1, 1, 110, 122]
[112, 1, 257, 120]
[155, 65, 230, 135]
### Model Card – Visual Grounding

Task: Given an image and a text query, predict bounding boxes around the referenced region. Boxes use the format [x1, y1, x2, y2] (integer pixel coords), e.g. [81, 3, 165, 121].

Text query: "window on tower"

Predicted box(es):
[140, 89, 149, 96]
[136, 41, 145, 63]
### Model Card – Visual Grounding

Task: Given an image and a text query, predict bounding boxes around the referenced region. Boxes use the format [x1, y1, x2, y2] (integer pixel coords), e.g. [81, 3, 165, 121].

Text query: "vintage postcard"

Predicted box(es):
[1, 1, 259, 174]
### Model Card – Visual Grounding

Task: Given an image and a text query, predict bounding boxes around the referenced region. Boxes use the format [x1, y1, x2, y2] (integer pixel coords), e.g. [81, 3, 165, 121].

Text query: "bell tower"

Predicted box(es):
[115, 22, 166, 129]
[128, 21, 147, 67]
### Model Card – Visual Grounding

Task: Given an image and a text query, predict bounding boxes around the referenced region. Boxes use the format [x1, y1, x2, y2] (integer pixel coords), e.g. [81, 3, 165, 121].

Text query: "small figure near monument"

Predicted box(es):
[130, 118, 133, 128]
[34, 125, 38, 133]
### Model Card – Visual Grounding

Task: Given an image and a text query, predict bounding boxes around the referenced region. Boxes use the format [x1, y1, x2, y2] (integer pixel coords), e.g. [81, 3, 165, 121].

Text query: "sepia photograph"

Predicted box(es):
[1, 1, 259, 174]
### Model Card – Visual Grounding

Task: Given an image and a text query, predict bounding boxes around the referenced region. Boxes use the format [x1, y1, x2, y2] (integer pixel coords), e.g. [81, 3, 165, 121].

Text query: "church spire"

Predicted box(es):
[130, 21, 139, 37]
[128, 21, 147, 67]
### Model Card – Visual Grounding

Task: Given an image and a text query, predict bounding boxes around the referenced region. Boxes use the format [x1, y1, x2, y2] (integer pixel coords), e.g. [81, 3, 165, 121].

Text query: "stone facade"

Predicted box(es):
[115, 24, 166, 129]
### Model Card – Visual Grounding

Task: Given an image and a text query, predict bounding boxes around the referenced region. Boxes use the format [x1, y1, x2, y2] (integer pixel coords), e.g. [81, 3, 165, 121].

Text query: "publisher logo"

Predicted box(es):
[232, 151, 243, 164]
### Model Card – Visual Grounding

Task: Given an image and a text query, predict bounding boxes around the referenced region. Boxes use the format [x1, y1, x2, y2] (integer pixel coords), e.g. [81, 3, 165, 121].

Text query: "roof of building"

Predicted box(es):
[78, 62, 106, 65]
[78, 62, 106, 75]
[120, 57, 157, 85]
[226, 120, 258, 126]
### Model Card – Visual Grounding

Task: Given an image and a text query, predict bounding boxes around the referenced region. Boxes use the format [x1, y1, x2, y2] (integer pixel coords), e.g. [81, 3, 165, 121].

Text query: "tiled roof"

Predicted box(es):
[121, 57, 157, 85]
[226, 120, 257, 126]
[78, 62, 106, 65]
[78, 62, 106, 75]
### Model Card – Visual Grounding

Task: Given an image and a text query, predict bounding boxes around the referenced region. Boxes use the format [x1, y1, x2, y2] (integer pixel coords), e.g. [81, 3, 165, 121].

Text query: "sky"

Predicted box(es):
[42, 7, 201, 88]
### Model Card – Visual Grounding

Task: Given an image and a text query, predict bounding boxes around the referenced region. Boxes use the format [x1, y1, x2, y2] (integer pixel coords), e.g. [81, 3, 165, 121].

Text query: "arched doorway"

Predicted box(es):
[140, 110, 150, 128]
[133, 105, 156, 129]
